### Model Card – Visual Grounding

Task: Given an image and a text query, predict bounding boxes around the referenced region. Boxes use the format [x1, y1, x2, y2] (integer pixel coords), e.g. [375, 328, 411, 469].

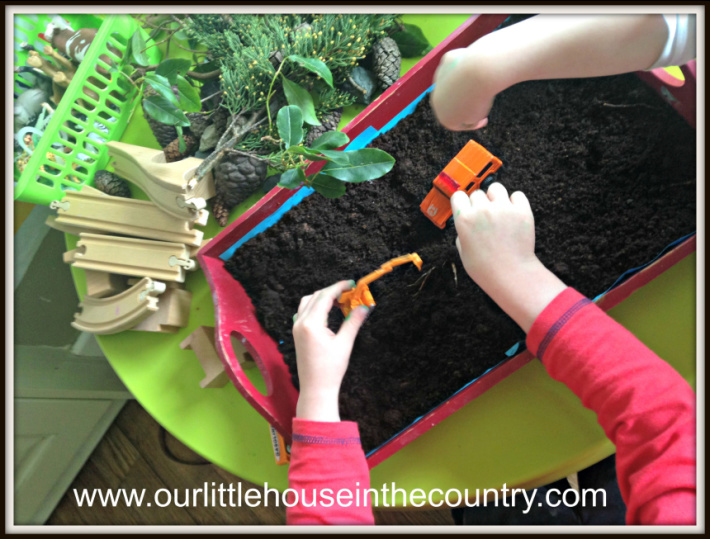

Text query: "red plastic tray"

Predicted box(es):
[198, 14, 696, 468]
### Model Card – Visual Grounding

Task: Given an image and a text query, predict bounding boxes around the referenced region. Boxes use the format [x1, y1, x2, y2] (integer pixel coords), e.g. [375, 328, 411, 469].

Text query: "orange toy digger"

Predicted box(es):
[338, 253, 423, 317]
[420, 140, 502, 229]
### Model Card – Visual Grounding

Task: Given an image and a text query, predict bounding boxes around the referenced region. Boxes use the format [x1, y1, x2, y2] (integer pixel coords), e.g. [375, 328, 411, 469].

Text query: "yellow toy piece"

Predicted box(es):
[338, 253, 423, 317]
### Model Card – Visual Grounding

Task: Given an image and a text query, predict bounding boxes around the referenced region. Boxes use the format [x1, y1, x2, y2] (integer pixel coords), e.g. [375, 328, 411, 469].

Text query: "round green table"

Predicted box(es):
[68, 14, 697, 507]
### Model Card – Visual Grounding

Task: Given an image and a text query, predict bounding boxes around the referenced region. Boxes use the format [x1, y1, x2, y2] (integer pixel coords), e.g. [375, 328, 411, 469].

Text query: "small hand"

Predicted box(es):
[293, 280, 371, 422]
[431, 47, 494, 131]
[451, 183, 566, 332]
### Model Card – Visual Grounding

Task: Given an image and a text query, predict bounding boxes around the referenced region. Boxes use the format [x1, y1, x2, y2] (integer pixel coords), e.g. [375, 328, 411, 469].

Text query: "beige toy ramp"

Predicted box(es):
[71, 277, 166, 335]
[107, 141, 215, 221]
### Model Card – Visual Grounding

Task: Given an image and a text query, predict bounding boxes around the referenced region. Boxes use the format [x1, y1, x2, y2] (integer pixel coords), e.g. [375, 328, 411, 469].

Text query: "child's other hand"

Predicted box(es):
[451, 183, 536, 284]
[451, 183, 566, 332]
[431, 47, 495, 131]
[293, 280, 370, 422]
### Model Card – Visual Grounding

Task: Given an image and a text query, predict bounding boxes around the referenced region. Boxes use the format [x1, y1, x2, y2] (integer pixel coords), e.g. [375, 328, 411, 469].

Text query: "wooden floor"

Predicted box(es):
[48, 400, 455, 526]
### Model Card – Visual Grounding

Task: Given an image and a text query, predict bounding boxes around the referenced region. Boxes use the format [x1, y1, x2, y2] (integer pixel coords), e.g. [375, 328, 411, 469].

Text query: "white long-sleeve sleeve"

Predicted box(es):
[648, 14, 696, 69]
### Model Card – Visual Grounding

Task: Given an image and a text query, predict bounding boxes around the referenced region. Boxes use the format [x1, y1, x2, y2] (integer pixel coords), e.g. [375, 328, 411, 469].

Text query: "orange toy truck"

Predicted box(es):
[420, 140, 502, 229]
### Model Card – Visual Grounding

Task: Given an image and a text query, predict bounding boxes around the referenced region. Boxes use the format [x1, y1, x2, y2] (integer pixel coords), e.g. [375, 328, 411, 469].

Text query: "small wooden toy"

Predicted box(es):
[50, 185, 206, 246]
[71, 277, 166, 334]
[338, 253, 423, 316]
[179, 326, 230, 388]
[420, 140, 502, 229]
[63, 232, 196, 283]
[107, 141, 215, 222]
[84, 270, 127, 298]
[131, 287, 192, 334]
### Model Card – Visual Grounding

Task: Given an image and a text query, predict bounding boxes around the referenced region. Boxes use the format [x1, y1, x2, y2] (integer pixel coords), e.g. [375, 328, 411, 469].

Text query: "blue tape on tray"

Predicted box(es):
[218, 85, 435, 261]
[592, 231, 696, 302]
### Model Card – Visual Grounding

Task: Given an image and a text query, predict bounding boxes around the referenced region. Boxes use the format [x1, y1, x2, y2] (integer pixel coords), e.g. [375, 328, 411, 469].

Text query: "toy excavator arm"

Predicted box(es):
[338, 253, 423, 316]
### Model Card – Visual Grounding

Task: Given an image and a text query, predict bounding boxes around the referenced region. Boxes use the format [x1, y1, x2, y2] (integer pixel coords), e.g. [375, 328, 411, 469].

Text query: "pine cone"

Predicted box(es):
[93, 170, 131, 198]
[213, 152, 268, 225]
[211, 106, 230, 135]
[186, 112, 210, 139]
[372, 37, 402, 90]
[163, 134, 198, 163]
[142, 86, 178, 148]
[211, 194, 231, 227]
[305, 108, 343, 147]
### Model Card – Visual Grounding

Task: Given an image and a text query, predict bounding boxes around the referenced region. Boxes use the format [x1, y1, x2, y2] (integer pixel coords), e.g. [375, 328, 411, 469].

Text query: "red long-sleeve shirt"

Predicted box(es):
[286, 287, 696, 525]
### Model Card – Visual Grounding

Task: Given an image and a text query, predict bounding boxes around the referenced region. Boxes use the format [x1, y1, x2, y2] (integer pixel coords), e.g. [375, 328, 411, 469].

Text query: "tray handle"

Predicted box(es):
[636, 60, 696, 128]
[203, 255, 299, 440]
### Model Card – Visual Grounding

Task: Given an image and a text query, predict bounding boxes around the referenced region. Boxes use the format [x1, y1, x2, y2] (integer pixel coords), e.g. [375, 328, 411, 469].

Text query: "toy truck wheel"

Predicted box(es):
[480, 176, 497, 192]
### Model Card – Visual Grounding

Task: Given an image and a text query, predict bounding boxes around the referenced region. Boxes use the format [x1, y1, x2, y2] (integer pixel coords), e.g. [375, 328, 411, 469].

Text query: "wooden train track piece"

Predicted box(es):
[84, 270, 128, 299]
[71, 277, 166, 335]
[107, 141, 215, 221]
[50, 186, 206, 246]
[131, 287, 192, 334]
[64, 233, 196, 283]
[46, 214, 100, 236]
[180, 326, 230, 389]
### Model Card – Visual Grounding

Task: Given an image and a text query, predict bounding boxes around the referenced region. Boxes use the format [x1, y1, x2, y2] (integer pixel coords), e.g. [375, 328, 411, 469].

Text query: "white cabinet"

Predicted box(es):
[13, 205, 132, 525]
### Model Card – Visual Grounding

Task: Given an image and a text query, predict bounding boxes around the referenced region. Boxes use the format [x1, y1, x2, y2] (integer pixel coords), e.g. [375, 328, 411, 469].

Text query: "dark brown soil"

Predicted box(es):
[225, 74, 696, 452]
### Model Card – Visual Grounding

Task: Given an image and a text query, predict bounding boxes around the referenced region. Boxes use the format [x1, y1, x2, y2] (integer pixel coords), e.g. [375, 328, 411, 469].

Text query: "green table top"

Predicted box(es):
[68, 14, 697, 507]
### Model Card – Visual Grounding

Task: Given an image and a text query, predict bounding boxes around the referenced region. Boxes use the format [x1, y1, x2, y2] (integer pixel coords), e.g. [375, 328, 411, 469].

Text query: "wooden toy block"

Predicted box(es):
[131, 287, 192, 333]
[71, 277, 166, 335]
[180, 326, 229, 389]
[50, 185, 206, 246]
[64, 233, 196, 283]
[84, 270, 128, 299]
[107, 141, 215, 222]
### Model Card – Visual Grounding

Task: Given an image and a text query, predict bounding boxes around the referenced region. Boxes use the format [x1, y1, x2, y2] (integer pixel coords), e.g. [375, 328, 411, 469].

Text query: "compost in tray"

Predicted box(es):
[226, 73, 696, 452]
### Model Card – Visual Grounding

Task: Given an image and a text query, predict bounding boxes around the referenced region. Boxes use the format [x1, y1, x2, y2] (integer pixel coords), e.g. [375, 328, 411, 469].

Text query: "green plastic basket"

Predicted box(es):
[13, 14, 160, 205]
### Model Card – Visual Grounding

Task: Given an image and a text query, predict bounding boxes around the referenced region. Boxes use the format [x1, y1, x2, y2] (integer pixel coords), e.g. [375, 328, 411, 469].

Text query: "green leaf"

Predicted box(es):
[287, 146, 329, 162]
[277, 105, 303, 149]
[316, 149, 351, 165]
[192, 60, 219, 73]
[282, 78, 320, 127]
[156, 58, 192, 85]
[320, 148, 395, 183]
[144, 73, 178, 106]
[116, 64, 135, 93]
[311, 173, 346, 198]
[287, 55, 333, 88]
[177, 75, 202, 112]
[143, 95, 190, 127]
[309, 131, 349, 151]
[277, 167, 306, 189]
[391, 23, 433, 58]
[176, 125, 186, 153]
[130, 30, 150, 67]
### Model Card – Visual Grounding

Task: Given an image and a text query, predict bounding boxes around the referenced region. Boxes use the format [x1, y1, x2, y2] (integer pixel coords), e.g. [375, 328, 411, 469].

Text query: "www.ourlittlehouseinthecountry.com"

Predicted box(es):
[73, 483, 607, 513]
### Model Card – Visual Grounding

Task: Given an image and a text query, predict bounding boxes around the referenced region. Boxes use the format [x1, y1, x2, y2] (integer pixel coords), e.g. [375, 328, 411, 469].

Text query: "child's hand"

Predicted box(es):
[431, 46, 496, 131]
[451, 183, 536, 283]
[293, 280, 370, 422]
[451, 184, 566, 332]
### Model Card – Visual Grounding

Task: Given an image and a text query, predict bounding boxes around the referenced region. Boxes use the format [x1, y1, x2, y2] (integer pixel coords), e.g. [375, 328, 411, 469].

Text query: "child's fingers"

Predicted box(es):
[307, 280, 354, 322]
[297, 295, 313, 316]
[469, 188, 490, 208]
[451, 190, 472, 218]
[486, 182, 509, 203]
[461, 117, 488, 131]
[510, 190, 532, 213]
[338, 305, 370, 343]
